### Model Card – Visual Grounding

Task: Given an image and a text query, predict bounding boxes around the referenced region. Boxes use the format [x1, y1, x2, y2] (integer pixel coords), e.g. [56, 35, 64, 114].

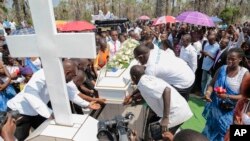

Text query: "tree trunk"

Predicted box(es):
[103, 0, 107, 15]
[13, 0, 22, 25]
[165, 0, 170, 15]
[198, 0, 201, 12]
[118, 1, 121, 17]
[93, 0, 98, 14]
[111, 0, 115, 15]
[225, 0, 228, 8]
[22, 0, 31, 20]
[97, 0, 100, 12]
[155, 0, 163, 17]
[0, 1, 7, 19]
[73, 0, 81, 20]
[239, 0, 244, 6]
[171, 0, 175, 15]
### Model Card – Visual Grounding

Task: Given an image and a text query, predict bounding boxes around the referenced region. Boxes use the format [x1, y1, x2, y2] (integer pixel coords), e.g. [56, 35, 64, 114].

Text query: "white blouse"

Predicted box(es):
[226, 67, 248, 93]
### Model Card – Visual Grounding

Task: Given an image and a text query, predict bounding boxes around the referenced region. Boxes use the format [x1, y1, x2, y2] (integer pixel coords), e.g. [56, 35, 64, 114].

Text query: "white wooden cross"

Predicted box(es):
[6, 0, 96, 126]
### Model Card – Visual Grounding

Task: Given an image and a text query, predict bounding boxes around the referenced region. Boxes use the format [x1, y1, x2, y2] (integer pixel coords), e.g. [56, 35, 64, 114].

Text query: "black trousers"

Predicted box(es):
[173, 83, 194, 101]
[14, 114, 46, 141]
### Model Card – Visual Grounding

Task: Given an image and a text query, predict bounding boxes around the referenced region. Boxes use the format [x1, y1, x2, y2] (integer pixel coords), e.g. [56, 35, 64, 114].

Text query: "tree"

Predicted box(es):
[225, 0, 229, 8]
[165, 0, 170, 15]
[54, 1, 69, 20]
[0, 0, 8, 20]
[12, 0, 22, 25]
[220, 6, 240, 24]
[155, 0, 163, 17]
[6, 0, 249, 24]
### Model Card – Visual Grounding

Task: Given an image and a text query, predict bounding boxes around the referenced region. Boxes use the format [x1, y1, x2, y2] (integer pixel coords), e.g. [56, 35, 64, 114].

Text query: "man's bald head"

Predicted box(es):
[73, 70, 86, 87]
[173, 129, 209, 141]
[133, 44, 150, 65]
[130, 65, 145, 84]
[71, 58, 89, 71]
[63, 59, 77, 83]
[63, 59, 76, 70]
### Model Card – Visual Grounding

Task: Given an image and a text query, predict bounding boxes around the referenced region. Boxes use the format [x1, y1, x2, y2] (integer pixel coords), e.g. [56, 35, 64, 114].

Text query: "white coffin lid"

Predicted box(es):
[95, 59, 138, 90]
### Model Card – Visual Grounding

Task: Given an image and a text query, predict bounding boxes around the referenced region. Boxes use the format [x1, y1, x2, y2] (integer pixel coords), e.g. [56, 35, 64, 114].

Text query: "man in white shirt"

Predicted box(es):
[134, 23, 142, 38]
[7, 60, 100, 141]
[133, 44, 195, 101]
[107, 30, 121, 59]
[129, 65, 193, 134]
[180, 34, 197, 72]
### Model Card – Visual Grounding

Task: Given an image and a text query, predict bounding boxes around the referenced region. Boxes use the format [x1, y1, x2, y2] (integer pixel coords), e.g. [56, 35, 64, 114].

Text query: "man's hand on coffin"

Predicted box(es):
[162, 131, 174, 141]
[88, 101, 101, 110]
[95, 98, 106, 104]
[123, 95, 133, 105]
[129, 130, 139, 141]
[48, 114, 54, 120]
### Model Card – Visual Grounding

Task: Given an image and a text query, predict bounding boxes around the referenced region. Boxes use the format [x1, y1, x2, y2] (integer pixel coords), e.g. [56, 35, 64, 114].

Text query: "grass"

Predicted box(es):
[180, 95, 206, 133]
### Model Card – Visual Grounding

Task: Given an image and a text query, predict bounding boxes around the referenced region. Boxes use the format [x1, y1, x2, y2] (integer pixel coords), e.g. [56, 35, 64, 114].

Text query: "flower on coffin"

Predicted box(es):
[107, 39, 140, 70]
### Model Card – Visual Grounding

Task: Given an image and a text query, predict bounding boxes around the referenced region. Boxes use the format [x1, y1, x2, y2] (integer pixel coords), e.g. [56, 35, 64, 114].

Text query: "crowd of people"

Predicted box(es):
[0, 18, 250, 141]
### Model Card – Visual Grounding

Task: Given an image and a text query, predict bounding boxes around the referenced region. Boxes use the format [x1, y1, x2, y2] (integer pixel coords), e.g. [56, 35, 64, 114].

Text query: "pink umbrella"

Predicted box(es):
[176, 11, 215, 27]
[58, 21, 96, 32]
[153, 16, 176, 25]
[138, 15, 150, 20]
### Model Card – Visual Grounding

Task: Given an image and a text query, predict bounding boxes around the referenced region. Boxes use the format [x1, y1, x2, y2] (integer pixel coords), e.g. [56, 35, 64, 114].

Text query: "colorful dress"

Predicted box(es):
[202, 65, 247, 141]
[24, 58, 40, 72]
[0, 84, 16, 112]
[94, 48, 109, 68]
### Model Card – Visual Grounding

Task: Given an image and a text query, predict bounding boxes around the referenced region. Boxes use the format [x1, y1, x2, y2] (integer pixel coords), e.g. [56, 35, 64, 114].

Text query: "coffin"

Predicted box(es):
[95, 60, 138, 104]
[95, 39, 139, 104]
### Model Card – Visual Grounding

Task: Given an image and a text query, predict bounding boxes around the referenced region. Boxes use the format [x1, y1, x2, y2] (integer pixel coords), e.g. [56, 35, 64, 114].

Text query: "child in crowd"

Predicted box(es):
[19, 66, 33, 91]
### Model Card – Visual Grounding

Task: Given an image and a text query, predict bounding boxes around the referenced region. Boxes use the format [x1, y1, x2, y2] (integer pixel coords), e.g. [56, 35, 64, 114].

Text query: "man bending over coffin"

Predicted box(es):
[7, 59, 100, 141]
[129, 65, 193, 136]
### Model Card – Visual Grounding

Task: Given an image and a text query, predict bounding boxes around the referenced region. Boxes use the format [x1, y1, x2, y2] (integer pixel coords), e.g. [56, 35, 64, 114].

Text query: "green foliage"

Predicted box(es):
[220, 7, 240, 24]
[0, 2, 8, 20]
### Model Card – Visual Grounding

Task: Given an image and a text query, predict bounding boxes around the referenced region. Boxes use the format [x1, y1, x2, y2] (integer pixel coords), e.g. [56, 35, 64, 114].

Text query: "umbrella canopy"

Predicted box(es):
[10, 28, 35, 35]
[55, 20, 67, 29]
[176, 11, 215, 27]
[211, 16, 223, 23]
[153, 16, 176, 25]
[59, 21, 96, 32]
[138, 15, 150, 20]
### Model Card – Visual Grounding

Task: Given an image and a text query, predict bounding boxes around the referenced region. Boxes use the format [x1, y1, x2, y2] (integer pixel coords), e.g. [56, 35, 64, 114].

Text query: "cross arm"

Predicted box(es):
[5, 35, 39, 57]
[55, 33, 96, 58]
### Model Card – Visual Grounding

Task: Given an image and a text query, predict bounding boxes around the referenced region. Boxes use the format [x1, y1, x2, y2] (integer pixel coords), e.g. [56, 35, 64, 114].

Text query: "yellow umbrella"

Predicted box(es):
[55, 20, 67, 29]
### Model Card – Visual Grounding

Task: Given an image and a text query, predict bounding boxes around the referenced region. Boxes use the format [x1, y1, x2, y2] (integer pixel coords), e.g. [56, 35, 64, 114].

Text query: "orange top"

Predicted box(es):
[94, 48, 109, 68]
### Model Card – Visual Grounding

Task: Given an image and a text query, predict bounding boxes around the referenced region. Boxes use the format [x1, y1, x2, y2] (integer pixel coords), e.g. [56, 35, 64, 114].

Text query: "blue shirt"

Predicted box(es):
[202, 42, 220, 71]
[152, 38, 161, 48]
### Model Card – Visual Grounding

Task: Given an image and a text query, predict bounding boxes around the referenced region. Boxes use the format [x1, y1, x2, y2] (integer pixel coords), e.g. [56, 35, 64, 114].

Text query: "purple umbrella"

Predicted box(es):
[176, 11, 215, 27]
